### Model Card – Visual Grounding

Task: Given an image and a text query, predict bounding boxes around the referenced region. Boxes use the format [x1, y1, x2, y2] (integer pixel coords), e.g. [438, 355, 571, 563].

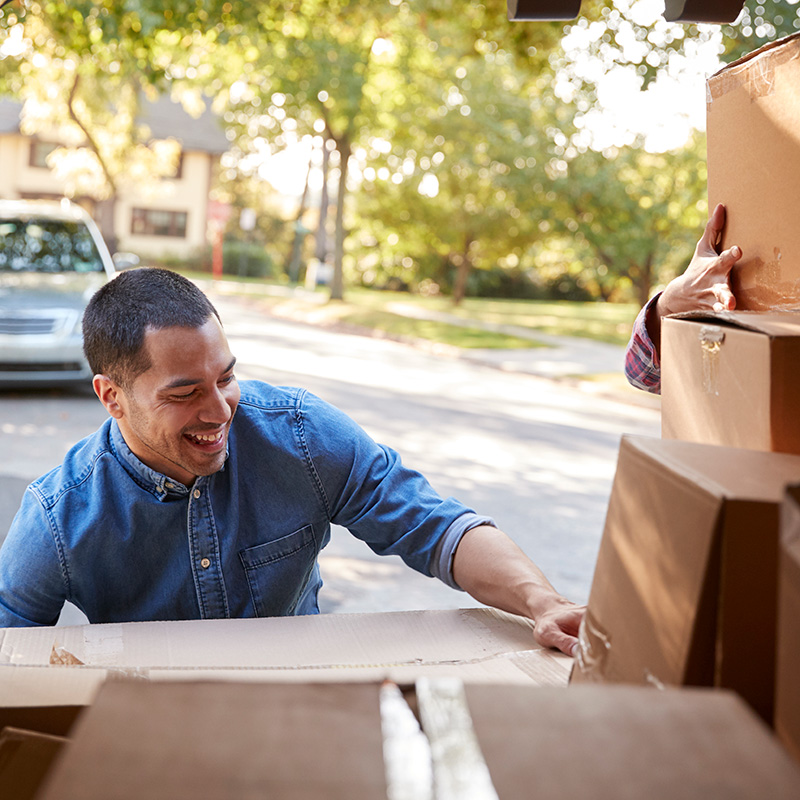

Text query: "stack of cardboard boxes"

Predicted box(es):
[3, 34, 800, 800]
[572, 28, 800, 771]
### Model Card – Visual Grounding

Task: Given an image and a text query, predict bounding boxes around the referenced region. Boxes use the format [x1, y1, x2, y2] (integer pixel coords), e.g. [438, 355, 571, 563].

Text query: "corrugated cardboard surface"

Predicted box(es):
[707, 33, 800, 311]
[0, 609, 570, 713]
[465, 685, 800, 799]
[778, 485, 800, 761]
[662, 312, 800, 454]
[37, 681, 387, 800]
[571, 435, 800, 722]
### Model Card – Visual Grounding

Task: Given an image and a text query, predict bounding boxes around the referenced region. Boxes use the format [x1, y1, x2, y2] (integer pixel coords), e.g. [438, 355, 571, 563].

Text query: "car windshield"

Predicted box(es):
[0, 218, 105, 273]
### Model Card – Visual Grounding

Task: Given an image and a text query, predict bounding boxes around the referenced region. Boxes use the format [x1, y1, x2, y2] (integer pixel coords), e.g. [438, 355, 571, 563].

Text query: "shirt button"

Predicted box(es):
[165, 482, 175, 490]
[200, 558, 211, 569]
[193, 489, 201, 499]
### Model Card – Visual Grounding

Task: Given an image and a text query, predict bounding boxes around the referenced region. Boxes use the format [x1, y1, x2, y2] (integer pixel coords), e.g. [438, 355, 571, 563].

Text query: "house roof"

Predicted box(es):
[137, 95, 230, 155]
[0, 99, 23, 133]
[0, 95, 229, 154]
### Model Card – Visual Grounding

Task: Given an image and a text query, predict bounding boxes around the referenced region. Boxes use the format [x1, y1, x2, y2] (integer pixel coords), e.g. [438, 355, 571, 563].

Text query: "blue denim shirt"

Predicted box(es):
[0, 381, 493, 626]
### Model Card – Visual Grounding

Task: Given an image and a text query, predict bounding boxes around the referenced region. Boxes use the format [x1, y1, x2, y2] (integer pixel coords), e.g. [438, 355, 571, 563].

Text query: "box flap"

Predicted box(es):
[667, 309, 800, 337]
[708, 32, 800, 98]
[465, 685, 800, 799]
[37, 681, 388, 800]
[0, 609, 571, 689]
[621, 435, 800, 501]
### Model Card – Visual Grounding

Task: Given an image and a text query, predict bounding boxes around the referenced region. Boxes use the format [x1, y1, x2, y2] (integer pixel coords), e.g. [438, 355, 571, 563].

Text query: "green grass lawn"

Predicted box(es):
[344, 288, 639, 346]
[181, 271, 639, 350]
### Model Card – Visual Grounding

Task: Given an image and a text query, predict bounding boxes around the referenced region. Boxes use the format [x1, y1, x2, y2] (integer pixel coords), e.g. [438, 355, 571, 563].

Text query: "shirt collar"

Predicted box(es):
[109, 420, 190, 500]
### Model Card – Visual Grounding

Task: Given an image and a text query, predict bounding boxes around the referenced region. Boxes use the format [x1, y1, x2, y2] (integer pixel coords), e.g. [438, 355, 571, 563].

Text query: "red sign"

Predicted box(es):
[207, 200, 233, 224]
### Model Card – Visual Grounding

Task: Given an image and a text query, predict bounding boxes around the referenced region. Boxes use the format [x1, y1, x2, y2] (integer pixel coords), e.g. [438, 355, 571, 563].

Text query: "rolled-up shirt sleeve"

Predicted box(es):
[431, 512, 497, 590]
[624, 294, 662, 395]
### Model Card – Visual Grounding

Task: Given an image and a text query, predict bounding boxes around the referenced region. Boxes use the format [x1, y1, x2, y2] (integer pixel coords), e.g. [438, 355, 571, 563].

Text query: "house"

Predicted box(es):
[0, 96, 229, 259]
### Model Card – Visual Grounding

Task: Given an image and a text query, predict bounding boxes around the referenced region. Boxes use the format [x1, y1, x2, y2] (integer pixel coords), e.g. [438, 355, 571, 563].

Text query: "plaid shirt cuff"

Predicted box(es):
[624, 294, 662, 395]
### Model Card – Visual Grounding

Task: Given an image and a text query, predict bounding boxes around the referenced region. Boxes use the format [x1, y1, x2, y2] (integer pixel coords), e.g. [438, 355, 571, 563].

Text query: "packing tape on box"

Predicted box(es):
[707, 33, 800, 103]
[573, 610, 611, 680]
[699, 325, 725, 395]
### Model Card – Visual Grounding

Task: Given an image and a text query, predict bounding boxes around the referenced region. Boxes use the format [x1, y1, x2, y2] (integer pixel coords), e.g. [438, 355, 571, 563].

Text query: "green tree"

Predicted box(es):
[547, 134, 708, 305]
[354, 26, 556, 304]
[0, 1, 188, 248]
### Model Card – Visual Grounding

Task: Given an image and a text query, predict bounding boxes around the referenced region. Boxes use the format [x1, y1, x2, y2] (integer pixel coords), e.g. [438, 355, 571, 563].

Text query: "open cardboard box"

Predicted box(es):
[0, 608, 571, 732]
[570, 434, 800, 723]
[778, 485, 800, 762]
[30, 680, 800, 800]
[707, 32, 800, 311]
[661, 311, 800, 455]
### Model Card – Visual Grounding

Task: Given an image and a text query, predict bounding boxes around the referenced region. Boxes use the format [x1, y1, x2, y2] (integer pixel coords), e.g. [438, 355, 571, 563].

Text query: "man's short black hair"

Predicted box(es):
[83, 268, 220, 387]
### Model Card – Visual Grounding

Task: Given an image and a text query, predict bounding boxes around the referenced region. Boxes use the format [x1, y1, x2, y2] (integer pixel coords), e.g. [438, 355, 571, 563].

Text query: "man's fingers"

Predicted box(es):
[698, 203, 726, 254]
[533, 606, 586, 656]
[714, 282, 736, 311]
[534, 624, 579, 657]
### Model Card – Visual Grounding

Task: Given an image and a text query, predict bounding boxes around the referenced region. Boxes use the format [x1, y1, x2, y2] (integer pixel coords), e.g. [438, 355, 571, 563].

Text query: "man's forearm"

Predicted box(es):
[451, 525, 584, 656]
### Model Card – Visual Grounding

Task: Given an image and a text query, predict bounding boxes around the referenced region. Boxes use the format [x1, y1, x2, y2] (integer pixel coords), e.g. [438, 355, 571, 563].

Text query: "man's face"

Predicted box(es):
[109, 316, 241, 486]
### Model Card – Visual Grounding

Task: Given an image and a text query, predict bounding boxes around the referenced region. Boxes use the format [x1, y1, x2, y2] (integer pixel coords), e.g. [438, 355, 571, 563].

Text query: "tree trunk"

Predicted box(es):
[330, 136, 351, 302]
[636, 251, 655, 307]
[314, 138, 330, 263]
[452, 237, 473, 306]
[286, 153, 314, 283]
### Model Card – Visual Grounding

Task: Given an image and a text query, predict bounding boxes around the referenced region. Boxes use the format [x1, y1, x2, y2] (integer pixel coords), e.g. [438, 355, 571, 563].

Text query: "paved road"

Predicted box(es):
[0, 290, 660, 625]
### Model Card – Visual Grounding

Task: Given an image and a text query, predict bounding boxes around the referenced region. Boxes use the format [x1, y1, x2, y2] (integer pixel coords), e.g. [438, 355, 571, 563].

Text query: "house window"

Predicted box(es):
[29, 141, 59, 169]
[131, 208, 188, 238]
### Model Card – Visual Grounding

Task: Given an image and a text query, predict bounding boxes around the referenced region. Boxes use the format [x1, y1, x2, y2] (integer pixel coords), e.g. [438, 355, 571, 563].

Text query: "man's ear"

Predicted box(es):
[93, 374, 125, 419]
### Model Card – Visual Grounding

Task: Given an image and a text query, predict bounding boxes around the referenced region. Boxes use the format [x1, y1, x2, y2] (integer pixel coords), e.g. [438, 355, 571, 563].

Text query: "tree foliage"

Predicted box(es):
[0, 1, 187, 245]
[547, 134, 708, 304]
[2, 0, 783, 305]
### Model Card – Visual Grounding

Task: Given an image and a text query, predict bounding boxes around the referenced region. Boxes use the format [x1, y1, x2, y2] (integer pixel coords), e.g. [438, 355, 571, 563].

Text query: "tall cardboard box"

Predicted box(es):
[707, 33, 800, 310]
[661, 311, 800, 455]
[778, 485, 800, 761]
[571, 435, 800, 723]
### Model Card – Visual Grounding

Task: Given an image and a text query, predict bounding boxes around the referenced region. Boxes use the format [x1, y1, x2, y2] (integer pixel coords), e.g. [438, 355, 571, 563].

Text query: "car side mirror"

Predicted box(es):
[112, 252, 140, 270]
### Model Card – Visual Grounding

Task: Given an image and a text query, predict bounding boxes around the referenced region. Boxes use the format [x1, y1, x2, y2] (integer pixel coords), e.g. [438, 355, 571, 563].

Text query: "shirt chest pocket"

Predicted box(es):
[238, 524, 317, 617]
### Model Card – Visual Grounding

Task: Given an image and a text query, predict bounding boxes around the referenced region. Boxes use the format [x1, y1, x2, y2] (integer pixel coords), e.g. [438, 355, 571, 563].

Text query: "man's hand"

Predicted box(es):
[451, 525, 587, 658]
[532, 598, 586, 658]
[646, 203, 743, 353]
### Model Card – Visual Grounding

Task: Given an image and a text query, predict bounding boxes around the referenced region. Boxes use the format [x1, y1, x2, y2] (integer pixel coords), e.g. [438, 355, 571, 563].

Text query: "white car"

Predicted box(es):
[0, 199, 120, 386]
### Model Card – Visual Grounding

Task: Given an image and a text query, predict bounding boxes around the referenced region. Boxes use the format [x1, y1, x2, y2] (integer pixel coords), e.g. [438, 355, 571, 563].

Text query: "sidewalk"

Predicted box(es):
[200, 278, 661, 410]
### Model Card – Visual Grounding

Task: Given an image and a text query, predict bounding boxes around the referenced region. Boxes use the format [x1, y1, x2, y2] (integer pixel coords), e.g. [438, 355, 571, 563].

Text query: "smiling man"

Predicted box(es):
[0, 268, 584, 656]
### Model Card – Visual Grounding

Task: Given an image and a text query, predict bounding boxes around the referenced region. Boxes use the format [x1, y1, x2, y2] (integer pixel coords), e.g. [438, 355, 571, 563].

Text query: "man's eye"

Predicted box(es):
[172, 390, 196, 400]
[220, 374, 236, 385]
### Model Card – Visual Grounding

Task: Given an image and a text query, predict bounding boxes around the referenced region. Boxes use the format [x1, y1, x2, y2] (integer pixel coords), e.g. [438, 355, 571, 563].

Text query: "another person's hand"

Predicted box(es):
[532, 598, 586, 657]
[646, 203, 743, 352]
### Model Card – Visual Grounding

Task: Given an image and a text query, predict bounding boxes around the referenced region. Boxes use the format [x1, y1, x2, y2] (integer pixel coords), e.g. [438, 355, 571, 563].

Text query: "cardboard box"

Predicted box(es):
[778, 484, 800, 761]
[661, 311, 800, 454]
[707, 33, 800, 311]
[0, 727, 67, 800]
[570, 435, 800, 722]
[37, 681, 388, 800]
[0, 609, 570, 716]
[464, 685, 800, 799]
